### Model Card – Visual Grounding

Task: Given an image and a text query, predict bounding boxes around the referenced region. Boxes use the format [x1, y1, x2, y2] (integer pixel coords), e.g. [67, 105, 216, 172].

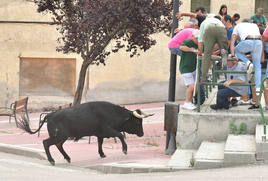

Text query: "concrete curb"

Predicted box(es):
[88, 162, 191, 174]
[0, 143, 46, 160]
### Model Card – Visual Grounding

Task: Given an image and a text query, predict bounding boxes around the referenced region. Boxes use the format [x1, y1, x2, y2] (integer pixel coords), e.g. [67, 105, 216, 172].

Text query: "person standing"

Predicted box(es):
[251, 8, 266, 28]
[179, 30, 199, 110]
[222, 15, 235, 51]
[230, 19, 262, 94]
[218, 4, 227, 19]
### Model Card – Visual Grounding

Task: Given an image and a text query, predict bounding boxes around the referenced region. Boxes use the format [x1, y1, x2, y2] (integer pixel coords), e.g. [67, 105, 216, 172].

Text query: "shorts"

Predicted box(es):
[169, 47, 181, 56]
[182, 71, 196, 86]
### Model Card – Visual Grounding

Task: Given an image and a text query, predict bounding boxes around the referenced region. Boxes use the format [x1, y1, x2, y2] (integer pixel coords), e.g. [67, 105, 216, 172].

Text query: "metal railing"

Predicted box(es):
[258, 77, 268, 141]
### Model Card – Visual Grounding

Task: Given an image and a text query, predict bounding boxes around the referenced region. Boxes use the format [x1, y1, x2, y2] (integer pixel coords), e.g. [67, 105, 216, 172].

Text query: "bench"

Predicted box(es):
[38, 103, 72, 137]
[0, 97, 29, 127]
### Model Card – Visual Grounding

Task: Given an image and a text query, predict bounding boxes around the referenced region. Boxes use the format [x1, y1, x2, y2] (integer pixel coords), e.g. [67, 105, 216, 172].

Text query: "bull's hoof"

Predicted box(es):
[49, 160, 55, 166]
[123, 150, 127, 155]
[100, 154, 106, 158]
[66, 158, 71, 163]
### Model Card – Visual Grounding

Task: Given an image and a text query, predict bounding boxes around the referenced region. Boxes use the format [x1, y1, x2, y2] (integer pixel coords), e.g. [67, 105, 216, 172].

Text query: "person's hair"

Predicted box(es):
[195, 6, 206, 14]
[184, 21, 195, 28]
[257, 8, 264, 14]
[214, 15, 221, 21]
[233, 13, 240, 20]
[218, 4, 227, 16]
[189, 18, 198, 26]
[224, 15, 232, 23]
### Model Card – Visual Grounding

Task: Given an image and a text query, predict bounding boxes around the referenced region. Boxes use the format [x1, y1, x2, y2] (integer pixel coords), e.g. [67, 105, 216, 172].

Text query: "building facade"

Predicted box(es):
[0, 0, 266, 109]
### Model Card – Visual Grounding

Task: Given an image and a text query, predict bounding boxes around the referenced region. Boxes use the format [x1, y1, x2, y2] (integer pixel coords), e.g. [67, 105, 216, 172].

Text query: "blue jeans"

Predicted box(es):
[169, 47, 181, 56]
[235, 39, 262, 88]
[217, 81, 241, 108]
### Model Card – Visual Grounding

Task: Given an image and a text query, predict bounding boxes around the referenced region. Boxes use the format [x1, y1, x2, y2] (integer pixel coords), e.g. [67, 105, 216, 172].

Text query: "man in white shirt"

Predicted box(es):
[230, 19, 262, 94]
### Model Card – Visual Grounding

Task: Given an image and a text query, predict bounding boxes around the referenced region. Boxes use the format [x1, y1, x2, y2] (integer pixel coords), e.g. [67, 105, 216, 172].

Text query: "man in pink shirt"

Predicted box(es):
[168, 22, 195, 56]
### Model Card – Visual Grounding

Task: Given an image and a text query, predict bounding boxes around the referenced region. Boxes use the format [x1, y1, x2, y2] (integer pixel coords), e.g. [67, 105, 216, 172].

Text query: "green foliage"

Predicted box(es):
[230, 122, 247, 135]
[189, 153, 195, 167]
[239, 122, 247, 135]
[144, 141, 159, 147]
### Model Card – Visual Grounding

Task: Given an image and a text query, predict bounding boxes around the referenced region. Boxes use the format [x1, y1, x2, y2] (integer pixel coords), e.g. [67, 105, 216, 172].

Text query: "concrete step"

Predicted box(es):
[255, 124, 268, 160]
[194, 141, 225, 169]
[168, 149, 196, 169]
[224, 134, 256, 166]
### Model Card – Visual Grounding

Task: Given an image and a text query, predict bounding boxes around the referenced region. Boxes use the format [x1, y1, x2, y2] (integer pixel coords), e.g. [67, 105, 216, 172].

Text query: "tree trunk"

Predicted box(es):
[73, 60, 90, 105]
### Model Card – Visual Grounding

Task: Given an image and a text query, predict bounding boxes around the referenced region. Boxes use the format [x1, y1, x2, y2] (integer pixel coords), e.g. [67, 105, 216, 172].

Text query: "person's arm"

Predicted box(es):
[230, 34, 237, 57]
[180, 46, 198, 54]
[263, 15, 266, 25]
[261, 36, 267, 62]
[176, 12, 197, 20]
[224, 79, 245, 87]
[197, 42, 203, 55]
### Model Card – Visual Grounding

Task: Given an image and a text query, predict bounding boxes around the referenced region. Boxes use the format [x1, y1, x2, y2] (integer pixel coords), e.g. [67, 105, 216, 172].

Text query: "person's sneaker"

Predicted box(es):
[263, 105, 268, 110]
[250, 99, 256, 105]
[256, 87, 260, 96]
[248, 104, 259, 110]
[237, 99, 250, 105]
[230, 99, 238, 107]
[246, 62, 254, 80]
[210, 104, 229, 110]
[182, 102, 196, 110]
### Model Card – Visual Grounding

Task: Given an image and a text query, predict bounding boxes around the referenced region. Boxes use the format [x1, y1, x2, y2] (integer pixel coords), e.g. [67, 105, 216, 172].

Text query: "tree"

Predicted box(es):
[33, 0, 173, 105]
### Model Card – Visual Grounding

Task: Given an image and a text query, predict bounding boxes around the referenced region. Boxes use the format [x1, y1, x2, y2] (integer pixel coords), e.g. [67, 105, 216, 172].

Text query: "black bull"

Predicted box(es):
[18, 101, 153, 165]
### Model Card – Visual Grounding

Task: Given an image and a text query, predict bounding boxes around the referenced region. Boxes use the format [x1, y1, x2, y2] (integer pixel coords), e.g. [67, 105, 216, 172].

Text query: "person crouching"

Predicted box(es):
[210, 60, 248, 110]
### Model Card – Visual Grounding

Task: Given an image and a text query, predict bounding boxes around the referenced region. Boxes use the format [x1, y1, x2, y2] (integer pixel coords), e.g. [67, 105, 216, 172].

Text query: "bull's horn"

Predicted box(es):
[133, 110, 154, 119]
[140, 110, 154, 118]
[133, 110, 145, 119]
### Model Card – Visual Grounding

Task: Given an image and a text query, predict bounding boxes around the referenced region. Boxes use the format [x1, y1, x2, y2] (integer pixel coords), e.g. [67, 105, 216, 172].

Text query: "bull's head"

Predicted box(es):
[122, 109, 154, 137]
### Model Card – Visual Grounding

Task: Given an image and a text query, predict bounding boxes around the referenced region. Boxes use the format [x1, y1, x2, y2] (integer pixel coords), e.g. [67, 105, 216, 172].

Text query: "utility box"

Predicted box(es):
[164, 102, 179, 133]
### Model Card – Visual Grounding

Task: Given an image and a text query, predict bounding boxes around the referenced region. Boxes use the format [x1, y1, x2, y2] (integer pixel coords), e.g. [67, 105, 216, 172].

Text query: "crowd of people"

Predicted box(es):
[168, 5, 268, 111]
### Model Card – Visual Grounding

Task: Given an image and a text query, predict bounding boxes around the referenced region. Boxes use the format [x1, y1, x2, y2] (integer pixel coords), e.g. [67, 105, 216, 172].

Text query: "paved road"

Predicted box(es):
[1, 151, 267, 181]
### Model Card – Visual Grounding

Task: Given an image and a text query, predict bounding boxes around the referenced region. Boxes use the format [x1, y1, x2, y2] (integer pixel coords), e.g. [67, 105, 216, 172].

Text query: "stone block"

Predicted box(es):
[224, 135, 256, 166]
[194, 141, 225, 169]
[255, 124, 268, 160]
[168, 149, 196, 169]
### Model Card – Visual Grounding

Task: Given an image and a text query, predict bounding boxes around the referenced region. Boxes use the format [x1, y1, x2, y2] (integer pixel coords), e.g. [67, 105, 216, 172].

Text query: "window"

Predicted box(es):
[191, 0, 210, 13]
[19, 57, 76, 96]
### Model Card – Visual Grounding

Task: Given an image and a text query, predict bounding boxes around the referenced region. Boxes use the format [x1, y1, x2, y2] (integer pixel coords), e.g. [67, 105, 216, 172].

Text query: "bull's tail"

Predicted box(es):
[17, 114, 47, 135]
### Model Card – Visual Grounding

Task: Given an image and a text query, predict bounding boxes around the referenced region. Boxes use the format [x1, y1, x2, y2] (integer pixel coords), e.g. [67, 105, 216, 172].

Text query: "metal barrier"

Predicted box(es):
[259, 77, 268, 141]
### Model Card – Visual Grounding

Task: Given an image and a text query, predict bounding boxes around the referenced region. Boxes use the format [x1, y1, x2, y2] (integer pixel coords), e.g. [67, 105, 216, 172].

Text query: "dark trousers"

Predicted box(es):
[217, 81, 241, 108]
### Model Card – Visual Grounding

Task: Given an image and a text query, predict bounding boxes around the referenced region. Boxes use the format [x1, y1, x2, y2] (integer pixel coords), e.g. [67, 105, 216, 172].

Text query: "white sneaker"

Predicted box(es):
[246, 62, 254, 80]
[182, 102, 196, 110]
[237, 99, 250, 105]
[256, 87, 260, 96]
[263, 105, 268, 111]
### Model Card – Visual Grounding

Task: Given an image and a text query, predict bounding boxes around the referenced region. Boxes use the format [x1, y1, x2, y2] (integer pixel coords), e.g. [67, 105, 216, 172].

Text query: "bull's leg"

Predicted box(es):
[97, 137, 106, 158]
[43, 138, 56, 166]
[104, 128, 128, 155]
[56, 140, 71, 163]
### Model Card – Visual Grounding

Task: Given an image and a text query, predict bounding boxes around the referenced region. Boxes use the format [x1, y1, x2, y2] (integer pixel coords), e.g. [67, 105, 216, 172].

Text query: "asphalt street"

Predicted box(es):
[1, 151, 268, 181]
